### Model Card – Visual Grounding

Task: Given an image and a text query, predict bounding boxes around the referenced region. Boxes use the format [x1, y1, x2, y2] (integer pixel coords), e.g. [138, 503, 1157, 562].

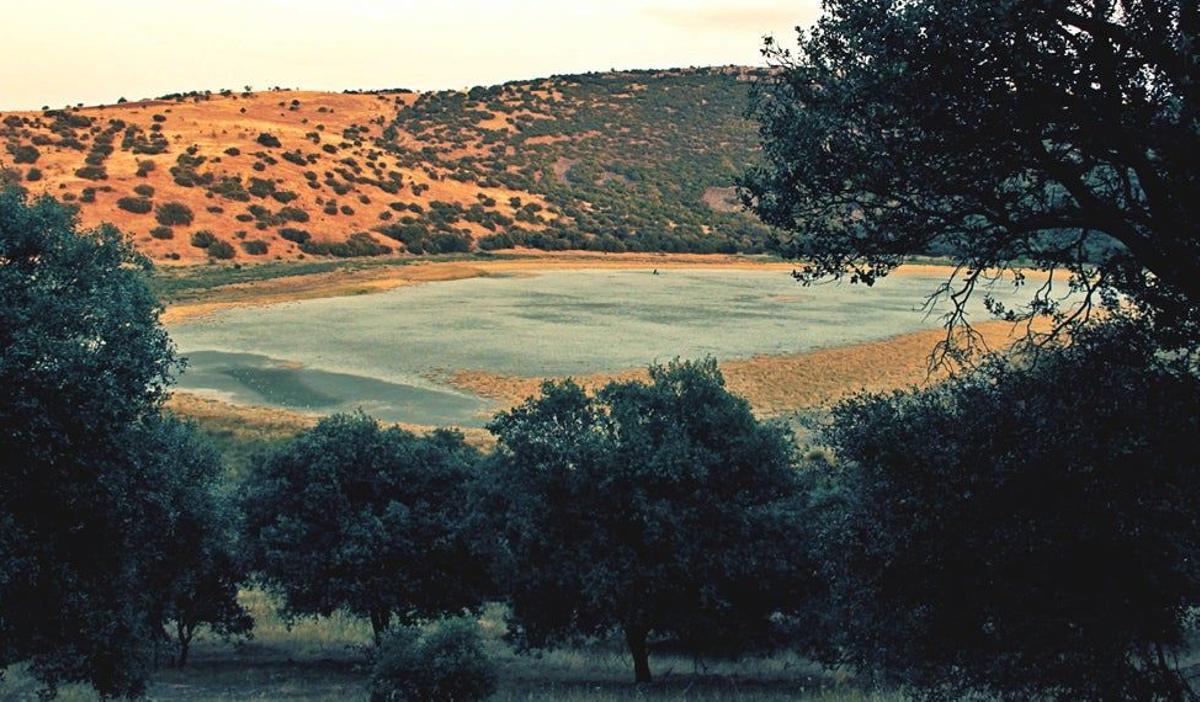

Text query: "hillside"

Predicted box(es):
[0, 68, 773, 264]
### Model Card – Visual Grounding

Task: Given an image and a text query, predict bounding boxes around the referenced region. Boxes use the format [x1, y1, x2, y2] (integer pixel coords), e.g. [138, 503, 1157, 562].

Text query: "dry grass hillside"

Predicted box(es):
[0, 68, 772, 264]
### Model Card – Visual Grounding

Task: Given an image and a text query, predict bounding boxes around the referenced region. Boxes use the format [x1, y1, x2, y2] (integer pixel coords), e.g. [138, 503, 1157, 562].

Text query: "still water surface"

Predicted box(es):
[169, 268, 1039, 425]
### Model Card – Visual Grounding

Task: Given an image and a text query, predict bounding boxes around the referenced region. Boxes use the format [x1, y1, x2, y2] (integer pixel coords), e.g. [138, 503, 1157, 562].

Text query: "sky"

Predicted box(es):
[0, 0, 821, 111]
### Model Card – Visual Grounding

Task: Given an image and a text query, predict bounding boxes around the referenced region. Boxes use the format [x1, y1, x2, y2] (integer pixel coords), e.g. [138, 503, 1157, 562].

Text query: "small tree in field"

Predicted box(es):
[240, 414, 492, 640]
[813, 322, 1200, 701]
[483, 359, 812, 683]
[139, 416, 252, 668]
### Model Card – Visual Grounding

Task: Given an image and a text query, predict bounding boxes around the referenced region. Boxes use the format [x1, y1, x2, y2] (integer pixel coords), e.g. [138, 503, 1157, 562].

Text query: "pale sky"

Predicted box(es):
[0, 1, 821, 111]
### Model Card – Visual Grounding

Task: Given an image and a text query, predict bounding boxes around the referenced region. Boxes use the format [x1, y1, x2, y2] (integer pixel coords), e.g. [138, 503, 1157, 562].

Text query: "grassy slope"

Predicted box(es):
[0, 68, 772, 265]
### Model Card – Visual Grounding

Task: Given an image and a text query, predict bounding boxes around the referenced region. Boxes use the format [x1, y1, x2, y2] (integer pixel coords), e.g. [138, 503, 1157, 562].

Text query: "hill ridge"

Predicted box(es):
[0, 66, 772, 264]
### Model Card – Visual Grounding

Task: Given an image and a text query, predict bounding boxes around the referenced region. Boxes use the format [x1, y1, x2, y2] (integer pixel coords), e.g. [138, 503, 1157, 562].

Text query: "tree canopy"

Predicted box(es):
[483, 359, 812, 683]
[743, 0, 1199, 351]
[240, 413, 491, 639]
[0, 187, 178, 697]
[812, 321, 1200, 700]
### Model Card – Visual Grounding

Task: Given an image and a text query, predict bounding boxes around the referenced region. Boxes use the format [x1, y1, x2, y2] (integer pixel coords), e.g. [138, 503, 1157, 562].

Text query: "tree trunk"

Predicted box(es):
[370, 610, 390, 645]
[175, 621, 193, 668]
[624, 625, 652, 684]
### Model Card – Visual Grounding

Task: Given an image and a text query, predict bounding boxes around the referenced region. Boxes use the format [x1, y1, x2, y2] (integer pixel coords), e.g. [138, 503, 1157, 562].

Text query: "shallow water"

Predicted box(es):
[168, 268, 1044, 426]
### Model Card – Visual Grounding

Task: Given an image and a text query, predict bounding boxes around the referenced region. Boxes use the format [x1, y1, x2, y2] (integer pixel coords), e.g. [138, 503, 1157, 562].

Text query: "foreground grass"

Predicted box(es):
[1, 592, 894, 701]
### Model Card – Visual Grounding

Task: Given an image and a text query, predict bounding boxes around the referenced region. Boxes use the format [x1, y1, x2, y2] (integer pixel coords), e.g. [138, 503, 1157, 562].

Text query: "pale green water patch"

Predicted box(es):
[168, 268, 1055, 425]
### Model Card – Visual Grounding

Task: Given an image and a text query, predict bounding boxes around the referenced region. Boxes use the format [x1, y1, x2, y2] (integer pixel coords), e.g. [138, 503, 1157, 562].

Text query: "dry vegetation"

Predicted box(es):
[444, 319, 1037, 417]
[1, 68, 773, 265]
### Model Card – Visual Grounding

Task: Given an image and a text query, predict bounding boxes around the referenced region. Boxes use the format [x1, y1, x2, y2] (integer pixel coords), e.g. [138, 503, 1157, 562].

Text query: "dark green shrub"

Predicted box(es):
[190, 230, 217, 248]
[278, 206, 309, 222]
[117, 197, 153, 214]
[25, 167, 42, 182]
[300, 231, 391, 257]
[75, 165, 107, 180]
[10, 144, 39, 164]
[150, 226, 174, 240]
[279, 227, 311, 244]
[224, 147, 240, 156]
[133, 184, 155, 197]
[369, 619, 497, 702]
[240, 239, 269, 255]
[207, 240, 236, 259]
[256, 133, 282, 148]
[136, 160, 156, 177]
[156, 202, 194, 226]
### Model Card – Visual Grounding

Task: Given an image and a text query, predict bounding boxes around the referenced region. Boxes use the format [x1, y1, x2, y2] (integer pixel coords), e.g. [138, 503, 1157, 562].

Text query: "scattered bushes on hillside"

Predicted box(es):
[156, 201, 194, 226]
[133, 184, 155, 197]
[256, 132, 282, 148]
[150, 226, 174, 240]
[136, 160, 156, 178]
[369, 619, 497, 702]
[117, 196, 153, 214]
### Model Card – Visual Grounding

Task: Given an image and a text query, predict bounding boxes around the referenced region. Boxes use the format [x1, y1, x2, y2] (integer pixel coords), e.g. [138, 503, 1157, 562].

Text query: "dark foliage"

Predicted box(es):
[241, 414, 492, 640]
[743, 0, 1200, 351]
[0, 188, 177, 698]
[813, 322, 1200, 701]
[369, 619, 497, 702]
[155, 201, 195, 227]
[483, 359, 812, 682]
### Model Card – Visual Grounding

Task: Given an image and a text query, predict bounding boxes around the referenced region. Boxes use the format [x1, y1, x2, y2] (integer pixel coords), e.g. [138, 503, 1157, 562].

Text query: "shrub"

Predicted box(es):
[156, 202, 194, 226]
[240, 239, 269, 255]
[25, 167, 42, 182]
[224, 147, 240, 156]
[279, 228, 311, 244]
[75, 165, 107, 180]
[133, 184, 155, 197]
[207, 240, 236, 259]
[117, 196, 153, 214]
[369, 619, 497, 702]
[256, 132, 281, 148]
[135, 160, 156, 177]
[150, 226, 174, 240]
[190, 230, 217, 248]
[300, 231, 391, 258]
[278, 206, 309, 222]
[10, 144, 40, 164]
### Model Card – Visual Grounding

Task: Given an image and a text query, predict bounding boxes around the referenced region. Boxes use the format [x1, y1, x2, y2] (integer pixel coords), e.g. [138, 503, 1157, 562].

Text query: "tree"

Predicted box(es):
[0, 188, 177, 697]
[138, 416, 252, 668]
[743, 1, 1199, 352]
[483, 359, 811, 683]
[240, 413, 491, 641]
[812, 322, 1200, 701]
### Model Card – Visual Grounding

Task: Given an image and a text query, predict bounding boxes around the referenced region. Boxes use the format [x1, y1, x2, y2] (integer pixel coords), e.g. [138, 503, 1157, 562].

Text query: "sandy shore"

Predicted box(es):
[442, 319, 1037, 417]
